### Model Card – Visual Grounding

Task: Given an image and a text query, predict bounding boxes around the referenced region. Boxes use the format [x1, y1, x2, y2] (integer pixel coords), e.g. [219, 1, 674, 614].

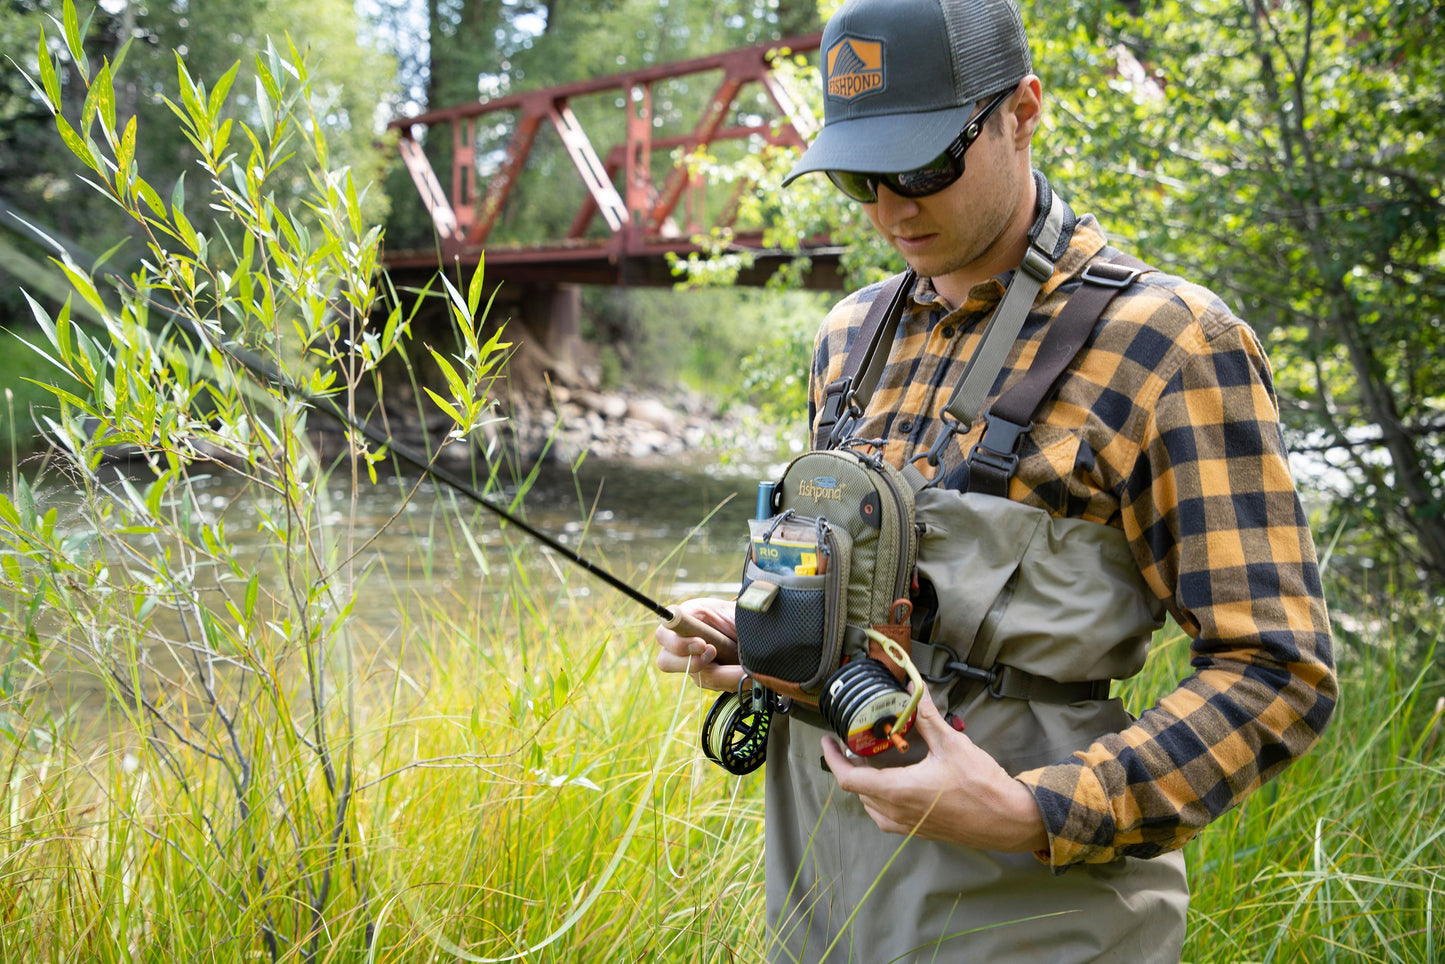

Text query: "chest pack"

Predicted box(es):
[702, 191, 1154, 776]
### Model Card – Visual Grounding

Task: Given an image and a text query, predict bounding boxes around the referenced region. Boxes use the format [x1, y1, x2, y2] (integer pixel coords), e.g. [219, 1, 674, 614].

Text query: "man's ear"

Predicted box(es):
[1010, 75, 1044, 148]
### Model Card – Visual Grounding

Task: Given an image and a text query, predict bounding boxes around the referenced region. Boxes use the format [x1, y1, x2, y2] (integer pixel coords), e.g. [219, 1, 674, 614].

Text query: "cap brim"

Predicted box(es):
[781, 104, 973, 187]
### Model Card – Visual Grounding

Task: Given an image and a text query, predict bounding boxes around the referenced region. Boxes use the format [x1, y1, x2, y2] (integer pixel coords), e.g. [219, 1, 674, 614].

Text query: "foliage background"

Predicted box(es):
[0, 0, 1441, 961]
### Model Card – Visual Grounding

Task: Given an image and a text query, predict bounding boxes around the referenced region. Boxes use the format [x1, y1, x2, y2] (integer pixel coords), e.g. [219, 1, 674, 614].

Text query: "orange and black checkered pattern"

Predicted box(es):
[808, 198, 1336, 869]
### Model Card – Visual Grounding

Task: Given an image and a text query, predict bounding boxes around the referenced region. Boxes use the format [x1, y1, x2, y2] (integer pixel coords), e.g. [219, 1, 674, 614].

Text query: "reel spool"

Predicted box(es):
[819, 658, 915, 756]
[701, 689, 771, 775]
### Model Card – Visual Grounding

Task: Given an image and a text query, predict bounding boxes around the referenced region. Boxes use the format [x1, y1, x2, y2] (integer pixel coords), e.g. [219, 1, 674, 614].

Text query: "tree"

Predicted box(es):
[1, 1, 395, 299]
[1051, 0, 1445, 589]
[708, 0, 1445, 594]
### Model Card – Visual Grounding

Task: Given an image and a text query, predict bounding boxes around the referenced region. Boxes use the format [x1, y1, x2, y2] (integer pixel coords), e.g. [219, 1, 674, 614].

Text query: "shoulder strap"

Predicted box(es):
[936, 192, 1066, 431]
[812, 269, 913, 450]
[964, 253, 1152, 497]
[820, 188, 1069, 454]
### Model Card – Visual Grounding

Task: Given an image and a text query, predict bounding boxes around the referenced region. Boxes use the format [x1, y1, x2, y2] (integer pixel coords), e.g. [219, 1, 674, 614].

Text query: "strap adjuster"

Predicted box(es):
[1020, 245, 1054, 283]
[1080, 262, 1141, 289]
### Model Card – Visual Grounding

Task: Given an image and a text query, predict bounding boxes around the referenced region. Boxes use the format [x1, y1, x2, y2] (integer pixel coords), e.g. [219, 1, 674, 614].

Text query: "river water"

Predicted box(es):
[20, 450, 768, 645]
[0, 451, 773, 726]
[327, 453, 765, 621]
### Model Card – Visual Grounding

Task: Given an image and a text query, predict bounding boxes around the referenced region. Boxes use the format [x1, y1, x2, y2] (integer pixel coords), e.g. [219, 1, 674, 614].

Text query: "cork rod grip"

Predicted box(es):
[662, 609, 739, 666]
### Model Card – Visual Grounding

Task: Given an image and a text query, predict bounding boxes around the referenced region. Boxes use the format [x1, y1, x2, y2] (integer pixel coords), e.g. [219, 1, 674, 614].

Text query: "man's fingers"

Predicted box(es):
[693, 663, 746, 692]
[821, 736, 887, 796]
[656, 647, 711, 674]
[909, 689, 947, 736]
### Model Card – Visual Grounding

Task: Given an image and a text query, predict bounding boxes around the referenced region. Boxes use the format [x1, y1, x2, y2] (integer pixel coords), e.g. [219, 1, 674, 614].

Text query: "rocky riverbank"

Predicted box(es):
[462, 382, 799, 470]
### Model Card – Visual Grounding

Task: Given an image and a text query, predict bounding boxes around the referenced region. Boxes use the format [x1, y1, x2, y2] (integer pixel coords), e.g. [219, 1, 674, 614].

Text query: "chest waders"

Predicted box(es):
[765, 190, 1189, 963]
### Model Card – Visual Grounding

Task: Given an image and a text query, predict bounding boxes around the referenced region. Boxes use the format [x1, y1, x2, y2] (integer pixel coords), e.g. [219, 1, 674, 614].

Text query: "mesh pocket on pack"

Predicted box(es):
[735, 559, 837, 690]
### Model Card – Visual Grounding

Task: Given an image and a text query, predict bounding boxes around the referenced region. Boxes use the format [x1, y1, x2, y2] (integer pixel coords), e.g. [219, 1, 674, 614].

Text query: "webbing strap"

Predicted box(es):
[814, 269, 914, 450]
[913, 641, 1110, 703]
[938, 192, 1066, 429]
[966, 253, 1151, 497]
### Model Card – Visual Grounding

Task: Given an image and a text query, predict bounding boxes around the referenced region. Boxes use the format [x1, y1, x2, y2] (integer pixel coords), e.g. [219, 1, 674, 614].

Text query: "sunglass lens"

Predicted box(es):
[826, 170, 878, 203]
[891, 154, 959, 198]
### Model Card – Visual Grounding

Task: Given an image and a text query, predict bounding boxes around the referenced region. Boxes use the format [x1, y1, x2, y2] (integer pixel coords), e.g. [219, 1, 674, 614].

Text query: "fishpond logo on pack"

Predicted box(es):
[798, 476, 845, 502]
[826, 37, 883, 100]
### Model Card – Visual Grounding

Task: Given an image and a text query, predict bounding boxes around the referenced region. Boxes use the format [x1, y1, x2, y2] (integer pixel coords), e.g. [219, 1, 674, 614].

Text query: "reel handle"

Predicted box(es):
[663, 609, 739, 666]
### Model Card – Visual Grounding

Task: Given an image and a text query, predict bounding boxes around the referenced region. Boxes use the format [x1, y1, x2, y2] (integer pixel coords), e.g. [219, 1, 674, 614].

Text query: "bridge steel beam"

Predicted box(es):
[387, 32, 839, 290]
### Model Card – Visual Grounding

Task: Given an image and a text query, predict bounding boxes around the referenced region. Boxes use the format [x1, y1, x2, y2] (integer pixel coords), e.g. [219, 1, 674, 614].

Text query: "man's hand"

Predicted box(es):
[653, 597, 746, 693]
[821, 691, 1049, 854]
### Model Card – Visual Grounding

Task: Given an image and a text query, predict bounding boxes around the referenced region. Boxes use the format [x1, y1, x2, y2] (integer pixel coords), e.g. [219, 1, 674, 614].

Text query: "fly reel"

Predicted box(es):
[819, 657, 915, 756]
[701, 688, 771, 775]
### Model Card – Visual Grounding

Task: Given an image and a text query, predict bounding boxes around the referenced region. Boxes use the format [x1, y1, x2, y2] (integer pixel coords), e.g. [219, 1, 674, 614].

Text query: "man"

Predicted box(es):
[655, 0, 1336, 960]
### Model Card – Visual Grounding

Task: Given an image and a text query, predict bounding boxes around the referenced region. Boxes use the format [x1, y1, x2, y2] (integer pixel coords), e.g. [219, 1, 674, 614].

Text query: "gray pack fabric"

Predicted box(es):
[763, 488, 1189, 963]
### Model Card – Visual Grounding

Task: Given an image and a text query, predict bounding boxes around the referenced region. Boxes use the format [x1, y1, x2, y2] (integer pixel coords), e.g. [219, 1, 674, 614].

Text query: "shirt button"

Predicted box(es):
[899, 419, 914, 434]
[942, 326, 956, 338]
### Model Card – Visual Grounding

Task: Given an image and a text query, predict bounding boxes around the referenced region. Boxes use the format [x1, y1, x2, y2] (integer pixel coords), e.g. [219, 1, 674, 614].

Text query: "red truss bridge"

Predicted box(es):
[383, 32, 843, 290]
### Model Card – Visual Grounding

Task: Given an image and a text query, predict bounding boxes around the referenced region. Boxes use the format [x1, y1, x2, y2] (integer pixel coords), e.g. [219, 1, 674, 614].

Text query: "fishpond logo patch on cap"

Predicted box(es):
[826, 37, 883, 100]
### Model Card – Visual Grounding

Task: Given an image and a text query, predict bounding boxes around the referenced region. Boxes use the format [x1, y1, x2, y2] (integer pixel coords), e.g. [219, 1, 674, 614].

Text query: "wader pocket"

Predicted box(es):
[736, 524, 849, 700]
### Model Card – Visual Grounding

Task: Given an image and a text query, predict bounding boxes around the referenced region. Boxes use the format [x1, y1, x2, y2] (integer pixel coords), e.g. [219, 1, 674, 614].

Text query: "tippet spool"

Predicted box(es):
[819, 658, 915, 756]
[701, 690, 770, 775]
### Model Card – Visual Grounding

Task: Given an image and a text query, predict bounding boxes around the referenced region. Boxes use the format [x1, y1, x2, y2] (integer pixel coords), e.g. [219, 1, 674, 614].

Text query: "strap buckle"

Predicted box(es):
[967, 411, 1033, 476]
[913, 413, 967, 478]
[921, 644, 998, 688]
[1080, 262, 1142, 289]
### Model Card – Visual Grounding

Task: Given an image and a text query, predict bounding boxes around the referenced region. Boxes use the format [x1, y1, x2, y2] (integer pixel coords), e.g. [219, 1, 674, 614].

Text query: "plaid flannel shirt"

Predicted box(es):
[807, 191, 1336, 869]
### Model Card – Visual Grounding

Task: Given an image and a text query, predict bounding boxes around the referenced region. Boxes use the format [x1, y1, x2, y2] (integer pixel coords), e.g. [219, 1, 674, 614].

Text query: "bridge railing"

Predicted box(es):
[385, 33, 835, 287]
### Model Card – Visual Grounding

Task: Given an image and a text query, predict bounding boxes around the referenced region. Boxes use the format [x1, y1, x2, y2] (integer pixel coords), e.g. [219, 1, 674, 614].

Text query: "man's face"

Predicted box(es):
[860, 105, 1032, 298]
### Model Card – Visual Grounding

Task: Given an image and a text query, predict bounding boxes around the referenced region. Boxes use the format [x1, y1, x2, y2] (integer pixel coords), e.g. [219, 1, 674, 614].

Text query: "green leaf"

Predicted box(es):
[117, 114, 137, 178]
[36, 29, 61, 110]
[466, 254, 486, 317]
[440, 274, 470, 324]
[20, 290, 60, 355]
[60, 0, 88, 81]
[53, 115, 97, 171]
[174, 54, 206, 134]
[429, 351, 467, 401]
[209, 61, 241, 123]
[422, 388, 466, 427]
[94, 61, 116, 143]
[345, 169, 362, 238]
[134, 178, 166, 218]
[55, 260, 107, 317]
[170, 171, 187, 217]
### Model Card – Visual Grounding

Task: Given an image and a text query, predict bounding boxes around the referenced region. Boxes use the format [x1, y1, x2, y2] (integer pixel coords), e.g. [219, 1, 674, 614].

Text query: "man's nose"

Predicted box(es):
[871, 183, 921, 223]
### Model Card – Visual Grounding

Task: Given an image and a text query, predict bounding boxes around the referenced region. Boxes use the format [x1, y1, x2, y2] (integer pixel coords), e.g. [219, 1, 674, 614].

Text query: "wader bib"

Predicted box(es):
[763, 487, 1188, 963]
[765, 184, 1189, 962]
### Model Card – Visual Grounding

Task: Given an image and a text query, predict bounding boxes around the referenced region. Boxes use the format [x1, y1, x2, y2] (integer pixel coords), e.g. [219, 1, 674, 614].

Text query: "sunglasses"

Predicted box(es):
[825, 89, 1014, 203]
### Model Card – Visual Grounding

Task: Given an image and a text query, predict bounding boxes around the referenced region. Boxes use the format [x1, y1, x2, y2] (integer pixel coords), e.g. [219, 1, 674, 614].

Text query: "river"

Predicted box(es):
[11, 450, 769, 662]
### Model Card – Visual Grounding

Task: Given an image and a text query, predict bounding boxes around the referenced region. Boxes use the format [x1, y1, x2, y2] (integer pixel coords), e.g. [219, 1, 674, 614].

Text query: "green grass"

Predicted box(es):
[0, 481, 771, 962]
[1123, 622, 1443, 963]
[0, 482, 1439, 962]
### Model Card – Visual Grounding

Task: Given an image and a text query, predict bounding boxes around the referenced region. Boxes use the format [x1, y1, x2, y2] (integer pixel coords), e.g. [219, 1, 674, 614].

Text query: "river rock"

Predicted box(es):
[626, 397, 682, 433]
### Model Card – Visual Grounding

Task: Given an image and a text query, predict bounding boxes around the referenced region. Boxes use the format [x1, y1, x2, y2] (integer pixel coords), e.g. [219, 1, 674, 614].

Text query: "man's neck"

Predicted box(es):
[931, 172, 1039, 308]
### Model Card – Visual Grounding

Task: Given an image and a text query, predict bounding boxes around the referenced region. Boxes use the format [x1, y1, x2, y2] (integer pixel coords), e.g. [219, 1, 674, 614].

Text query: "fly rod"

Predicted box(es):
[211, 329, 736, 653]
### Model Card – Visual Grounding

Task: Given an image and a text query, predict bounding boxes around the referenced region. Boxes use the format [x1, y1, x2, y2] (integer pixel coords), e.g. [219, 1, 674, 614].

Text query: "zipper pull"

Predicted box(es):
[815, 517, 831, 575]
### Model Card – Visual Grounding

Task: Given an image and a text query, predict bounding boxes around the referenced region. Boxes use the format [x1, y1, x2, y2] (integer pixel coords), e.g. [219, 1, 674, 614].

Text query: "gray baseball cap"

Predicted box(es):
[782, 0, 1033, 186]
